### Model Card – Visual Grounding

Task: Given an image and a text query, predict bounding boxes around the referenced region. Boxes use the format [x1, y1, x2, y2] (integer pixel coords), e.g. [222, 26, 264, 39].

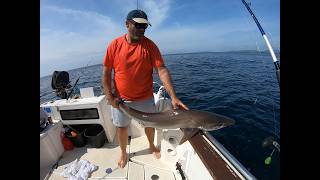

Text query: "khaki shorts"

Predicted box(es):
[111, 98, 156, 127]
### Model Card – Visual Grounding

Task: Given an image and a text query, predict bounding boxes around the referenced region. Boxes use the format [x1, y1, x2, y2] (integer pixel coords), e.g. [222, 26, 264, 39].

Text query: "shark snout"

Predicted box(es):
[202, 117, 235, 131]
[223, 118, 235, 127]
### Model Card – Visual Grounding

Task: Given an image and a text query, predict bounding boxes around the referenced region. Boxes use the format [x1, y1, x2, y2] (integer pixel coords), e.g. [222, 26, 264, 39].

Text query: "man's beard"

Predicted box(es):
[132, 35, 140, 40]
[133, 31, 144, 39]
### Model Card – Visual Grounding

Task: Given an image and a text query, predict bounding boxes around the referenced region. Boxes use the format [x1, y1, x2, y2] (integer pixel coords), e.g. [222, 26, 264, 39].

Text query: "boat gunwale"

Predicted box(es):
[199, 131, 257, 180]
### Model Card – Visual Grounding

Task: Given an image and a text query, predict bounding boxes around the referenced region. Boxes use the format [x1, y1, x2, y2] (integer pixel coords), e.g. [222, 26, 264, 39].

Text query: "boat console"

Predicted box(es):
[40, 93, 116, 143]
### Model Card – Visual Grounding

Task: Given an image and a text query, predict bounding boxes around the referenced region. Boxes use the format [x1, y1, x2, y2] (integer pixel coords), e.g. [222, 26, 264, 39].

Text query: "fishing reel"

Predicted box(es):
[262, 136, 280, 165]
[153, 82, 169, 99]
[54, 87, 71, 99]
[158, 86, 169, 99]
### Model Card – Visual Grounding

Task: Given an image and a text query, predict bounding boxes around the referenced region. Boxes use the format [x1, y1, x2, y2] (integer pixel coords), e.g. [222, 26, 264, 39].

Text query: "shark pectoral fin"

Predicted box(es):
[179, 128, 201, 145]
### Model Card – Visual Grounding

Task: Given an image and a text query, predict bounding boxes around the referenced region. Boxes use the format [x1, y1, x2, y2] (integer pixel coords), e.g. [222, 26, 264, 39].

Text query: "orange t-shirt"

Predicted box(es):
[103, 34, 164, 101]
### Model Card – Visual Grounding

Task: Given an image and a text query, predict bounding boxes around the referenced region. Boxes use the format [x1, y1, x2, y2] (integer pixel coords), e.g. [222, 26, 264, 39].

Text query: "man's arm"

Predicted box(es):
[157, 65, 189, 110]
[102, 66, 119, 108]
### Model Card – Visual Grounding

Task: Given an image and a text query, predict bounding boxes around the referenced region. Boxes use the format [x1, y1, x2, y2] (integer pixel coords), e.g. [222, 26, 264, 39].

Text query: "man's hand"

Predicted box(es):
[108, 97, 121, 108]
[171, 97, 189, 110]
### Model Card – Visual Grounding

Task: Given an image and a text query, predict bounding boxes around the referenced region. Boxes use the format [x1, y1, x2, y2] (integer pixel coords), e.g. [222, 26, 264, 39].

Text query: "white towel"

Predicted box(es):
[61, 159, 98, 180]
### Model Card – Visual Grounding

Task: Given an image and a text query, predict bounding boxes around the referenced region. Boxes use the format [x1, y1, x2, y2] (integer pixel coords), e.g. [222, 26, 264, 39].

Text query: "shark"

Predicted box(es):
[118, 102, 235, 142]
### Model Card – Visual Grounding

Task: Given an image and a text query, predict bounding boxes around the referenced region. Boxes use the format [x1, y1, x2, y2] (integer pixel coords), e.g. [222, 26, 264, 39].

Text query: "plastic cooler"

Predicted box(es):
[84, 124, 107, 148]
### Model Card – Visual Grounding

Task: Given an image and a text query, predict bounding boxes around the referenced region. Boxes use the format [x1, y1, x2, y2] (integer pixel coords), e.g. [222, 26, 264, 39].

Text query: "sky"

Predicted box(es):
[40, 0, 280, 77]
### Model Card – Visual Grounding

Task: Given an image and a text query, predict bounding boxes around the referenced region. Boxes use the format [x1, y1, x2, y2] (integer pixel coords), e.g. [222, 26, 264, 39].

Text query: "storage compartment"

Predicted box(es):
[84, 124, 107, 148]
[65, 124, 87, 147]
[40, 122, 64, 169]
[47, 122, 64, 156]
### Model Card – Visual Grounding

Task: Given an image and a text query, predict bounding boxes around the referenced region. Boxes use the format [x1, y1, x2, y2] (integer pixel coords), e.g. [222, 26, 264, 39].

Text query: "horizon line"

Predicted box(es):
[40, 49, 280, 78]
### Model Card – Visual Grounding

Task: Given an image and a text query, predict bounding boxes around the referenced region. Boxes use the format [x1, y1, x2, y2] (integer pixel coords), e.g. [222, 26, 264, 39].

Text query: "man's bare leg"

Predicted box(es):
[145, 127, 161, 159]
[117, 127, 128, 168]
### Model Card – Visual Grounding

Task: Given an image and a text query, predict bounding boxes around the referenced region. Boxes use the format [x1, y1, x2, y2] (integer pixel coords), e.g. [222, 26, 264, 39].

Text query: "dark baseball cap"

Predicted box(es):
[126, 9, 152, 26]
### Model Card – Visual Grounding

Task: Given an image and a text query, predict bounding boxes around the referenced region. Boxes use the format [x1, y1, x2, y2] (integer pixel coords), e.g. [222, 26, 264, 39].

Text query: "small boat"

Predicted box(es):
[40, 82, 256, 180]
[40, 1, 278, 179]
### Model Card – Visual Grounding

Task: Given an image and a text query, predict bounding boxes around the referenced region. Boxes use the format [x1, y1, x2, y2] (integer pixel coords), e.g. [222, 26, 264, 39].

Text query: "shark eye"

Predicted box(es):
[217, 122, 223, 128]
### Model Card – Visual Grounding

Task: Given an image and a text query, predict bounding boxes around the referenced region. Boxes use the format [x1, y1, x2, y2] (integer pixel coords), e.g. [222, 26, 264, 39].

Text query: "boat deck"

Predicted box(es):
[41, 136, 182, 180]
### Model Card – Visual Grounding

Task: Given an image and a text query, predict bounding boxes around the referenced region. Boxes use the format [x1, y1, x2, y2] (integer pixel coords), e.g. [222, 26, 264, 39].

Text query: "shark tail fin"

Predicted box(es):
[179, 128, 201, 145]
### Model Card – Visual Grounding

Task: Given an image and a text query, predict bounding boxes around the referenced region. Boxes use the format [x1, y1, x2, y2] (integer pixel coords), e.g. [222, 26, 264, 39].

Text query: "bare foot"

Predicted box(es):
[149, 146, 161, 159]
[117, 152, 128, 168]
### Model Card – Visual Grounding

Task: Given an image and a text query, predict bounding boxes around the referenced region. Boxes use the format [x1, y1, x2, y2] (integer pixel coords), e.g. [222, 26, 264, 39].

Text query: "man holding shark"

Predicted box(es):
[102, 9, 189, 168]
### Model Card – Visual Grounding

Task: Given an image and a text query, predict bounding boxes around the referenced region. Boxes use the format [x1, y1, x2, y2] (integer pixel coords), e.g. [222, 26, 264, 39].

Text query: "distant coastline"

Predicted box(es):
[163, 49, 280, 56]
[40, 50, 280, 78]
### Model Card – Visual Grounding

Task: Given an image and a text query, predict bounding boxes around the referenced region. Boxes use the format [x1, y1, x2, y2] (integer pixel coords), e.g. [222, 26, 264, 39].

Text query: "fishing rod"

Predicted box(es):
[241, 0, 280, 166]
[241, 0, 280, 87]
[66, 77, 80, 100]
[66, 59, 94, 100]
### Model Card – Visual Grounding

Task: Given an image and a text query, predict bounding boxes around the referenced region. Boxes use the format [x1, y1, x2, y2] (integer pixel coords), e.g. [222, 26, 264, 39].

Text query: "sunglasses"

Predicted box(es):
[130, 20, 148, 29]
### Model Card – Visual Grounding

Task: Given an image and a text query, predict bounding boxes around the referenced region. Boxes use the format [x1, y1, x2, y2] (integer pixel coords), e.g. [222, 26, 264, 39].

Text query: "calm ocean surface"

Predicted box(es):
[40, 51, 280, 180]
